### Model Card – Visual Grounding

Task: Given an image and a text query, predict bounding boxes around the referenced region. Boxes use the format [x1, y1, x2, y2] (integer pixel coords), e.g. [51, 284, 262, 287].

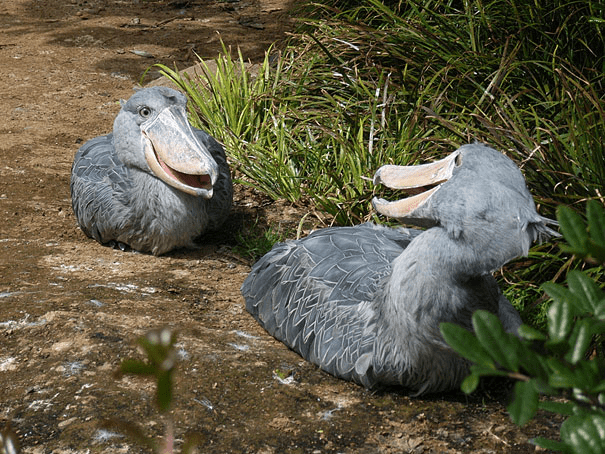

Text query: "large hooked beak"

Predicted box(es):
[142, 105, 218, 198]
[372, 151, 459, 219]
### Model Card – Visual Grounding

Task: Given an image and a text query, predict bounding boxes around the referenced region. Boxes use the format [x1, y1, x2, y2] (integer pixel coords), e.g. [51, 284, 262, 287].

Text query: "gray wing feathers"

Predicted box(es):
[70, 134, 133, 244]
[242, 223, 413, 386]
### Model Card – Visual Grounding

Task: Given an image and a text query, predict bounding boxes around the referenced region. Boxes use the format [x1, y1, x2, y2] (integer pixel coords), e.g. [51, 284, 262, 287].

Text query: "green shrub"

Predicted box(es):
[441, 200, 605, 452]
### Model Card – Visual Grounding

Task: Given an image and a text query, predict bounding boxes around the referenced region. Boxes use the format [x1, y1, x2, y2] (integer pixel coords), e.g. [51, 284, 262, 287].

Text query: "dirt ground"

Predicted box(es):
[0, 0, 563, 452]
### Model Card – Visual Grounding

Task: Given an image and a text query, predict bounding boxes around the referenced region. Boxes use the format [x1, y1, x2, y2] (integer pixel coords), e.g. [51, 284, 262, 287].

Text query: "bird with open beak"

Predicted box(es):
[242, 144, 558, 394]
[70, 86, 232, 255]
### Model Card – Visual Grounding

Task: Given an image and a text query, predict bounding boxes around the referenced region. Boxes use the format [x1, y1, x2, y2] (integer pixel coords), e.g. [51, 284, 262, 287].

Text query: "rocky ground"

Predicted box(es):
[0, 0, 562, 452]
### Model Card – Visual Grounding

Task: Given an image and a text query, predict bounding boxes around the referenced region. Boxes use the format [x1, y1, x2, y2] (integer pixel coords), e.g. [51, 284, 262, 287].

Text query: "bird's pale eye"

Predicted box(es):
[138, 106, 152, 118]
[455, 153, 463, 167]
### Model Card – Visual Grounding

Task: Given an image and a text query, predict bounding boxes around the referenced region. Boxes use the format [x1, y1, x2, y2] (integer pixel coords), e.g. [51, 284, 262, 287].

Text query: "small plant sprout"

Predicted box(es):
[273, 368, 296, 385]
[119, 327, 178, 413]
[103, 327, 203, 454]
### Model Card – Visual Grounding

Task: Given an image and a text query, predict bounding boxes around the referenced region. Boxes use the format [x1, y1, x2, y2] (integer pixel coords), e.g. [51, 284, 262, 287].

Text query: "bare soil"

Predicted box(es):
[0, 1, 562, 452]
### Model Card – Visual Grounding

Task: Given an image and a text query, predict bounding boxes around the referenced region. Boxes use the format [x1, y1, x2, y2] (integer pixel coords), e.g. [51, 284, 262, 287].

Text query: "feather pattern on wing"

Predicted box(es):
[70, 133, 134, 244]
[243, 223, 420, 386]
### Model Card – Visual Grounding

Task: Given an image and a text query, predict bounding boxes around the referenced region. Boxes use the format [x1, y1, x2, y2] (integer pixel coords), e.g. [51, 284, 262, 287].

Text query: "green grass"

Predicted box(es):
[233, 217, 290, 261]
[157, 0, 604, 327]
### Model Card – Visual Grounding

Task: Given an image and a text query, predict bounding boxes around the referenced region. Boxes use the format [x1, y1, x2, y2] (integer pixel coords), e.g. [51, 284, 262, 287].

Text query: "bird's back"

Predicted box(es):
[241, 223, 420, 386]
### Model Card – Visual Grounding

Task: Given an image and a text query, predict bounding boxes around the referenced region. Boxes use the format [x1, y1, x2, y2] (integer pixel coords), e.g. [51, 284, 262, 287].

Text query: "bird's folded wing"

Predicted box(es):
[70, 134, 133, 244]
[242, 223, 415, 385]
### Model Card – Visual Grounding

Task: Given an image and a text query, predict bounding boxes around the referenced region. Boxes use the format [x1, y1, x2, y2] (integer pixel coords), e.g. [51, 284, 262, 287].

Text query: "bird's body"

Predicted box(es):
[242, 144, 557, 394]
[71, 87, 232, 255]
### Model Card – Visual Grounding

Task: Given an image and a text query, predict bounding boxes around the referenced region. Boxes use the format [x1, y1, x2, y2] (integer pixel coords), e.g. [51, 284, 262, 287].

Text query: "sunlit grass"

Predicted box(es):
[157, 0, 604, 326]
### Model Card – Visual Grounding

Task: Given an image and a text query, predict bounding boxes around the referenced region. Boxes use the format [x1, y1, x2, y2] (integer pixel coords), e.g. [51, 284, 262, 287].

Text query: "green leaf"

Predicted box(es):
[461, 373, 480, 394]
[548, 359, 600, 390]
[517, 349, 551, 382]
[137, 338, 166, 368]
[440, 322, 494, 368]
[595, 298, 605, 320]
[468, 364, 511, 378]
[565, 319, 595, 364]
[517, 324, 547, 341]
[567, 270, 602, 313]
[472, 310, 520, 371]
[542, 282, 574, 308]
[507, 380, 539, 426]
[547, 358, 577, 388]
[538, 399, 576, 416]
[586, 200, 605, 248]
[576, 360, 602, 391]
[557, 205, 588, 255]
[546, 299, 574, 344]
[531, 437, 570, 453]
[560, 414, 605, 454]
[587, 241, 605, 263]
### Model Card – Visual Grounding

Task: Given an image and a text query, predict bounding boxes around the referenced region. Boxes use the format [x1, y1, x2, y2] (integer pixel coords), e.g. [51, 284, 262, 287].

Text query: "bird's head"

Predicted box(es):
[373, 144, 558, 263]
[113, 86, 218, 198]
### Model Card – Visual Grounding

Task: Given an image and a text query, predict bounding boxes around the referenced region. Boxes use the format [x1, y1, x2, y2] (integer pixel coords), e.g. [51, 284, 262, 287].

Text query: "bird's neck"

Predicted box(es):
[368, 226, 509, 391]
[381, 226, 509, 328]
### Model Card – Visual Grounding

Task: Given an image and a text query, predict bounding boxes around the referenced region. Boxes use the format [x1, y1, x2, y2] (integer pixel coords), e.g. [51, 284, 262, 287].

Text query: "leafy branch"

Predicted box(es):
[441, 200, 605, 453]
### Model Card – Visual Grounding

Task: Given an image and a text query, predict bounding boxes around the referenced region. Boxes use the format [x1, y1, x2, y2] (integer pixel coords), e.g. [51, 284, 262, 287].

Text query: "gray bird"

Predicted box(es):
[241, 144, 558, 395]
[70, 87, 232, 255]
